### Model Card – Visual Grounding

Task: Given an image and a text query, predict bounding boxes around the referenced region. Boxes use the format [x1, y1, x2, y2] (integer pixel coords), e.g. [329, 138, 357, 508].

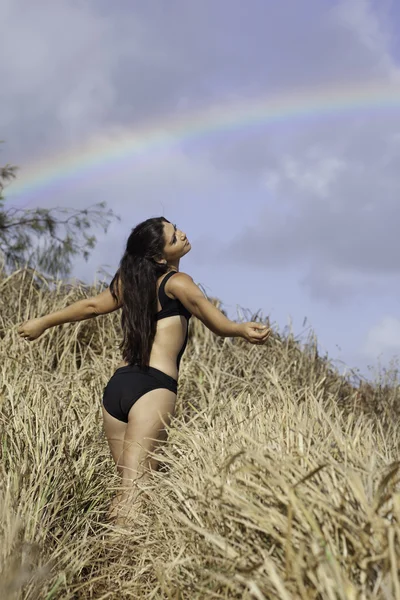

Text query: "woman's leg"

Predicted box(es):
[118, 387, 176, 521]
[101, 407, 128, 522]
[101, 405, 127, 474]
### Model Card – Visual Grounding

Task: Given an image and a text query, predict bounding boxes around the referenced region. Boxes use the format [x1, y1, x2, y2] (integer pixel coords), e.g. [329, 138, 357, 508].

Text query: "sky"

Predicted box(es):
[2, 0, 400, 381]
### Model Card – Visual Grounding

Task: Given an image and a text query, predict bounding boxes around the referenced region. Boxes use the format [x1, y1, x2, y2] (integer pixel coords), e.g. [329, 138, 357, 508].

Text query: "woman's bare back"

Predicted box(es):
[116, 271, 188, 380]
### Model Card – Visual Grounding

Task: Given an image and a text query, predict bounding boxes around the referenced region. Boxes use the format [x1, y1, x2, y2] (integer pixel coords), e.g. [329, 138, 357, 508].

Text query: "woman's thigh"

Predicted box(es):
[101, 405, 127, 473]
[122, 387, 177, 479]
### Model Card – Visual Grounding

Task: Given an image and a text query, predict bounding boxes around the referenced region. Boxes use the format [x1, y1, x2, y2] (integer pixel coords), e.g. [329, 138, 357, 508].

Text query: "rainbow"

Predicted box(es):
[6, 80, 400, 205]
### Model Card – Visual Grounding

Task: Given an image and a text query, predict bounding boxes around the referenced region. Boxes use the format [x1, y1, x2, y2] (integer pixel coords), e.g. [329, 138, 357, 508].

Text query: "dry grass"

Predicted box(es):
[1, 265, 400, 599]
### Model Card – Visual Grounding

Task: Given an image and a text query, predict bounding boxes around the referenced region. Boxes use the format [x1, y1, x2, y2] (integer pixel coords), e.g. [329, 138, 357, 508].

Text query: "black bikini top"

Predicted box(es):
[155, 271, 192, 321]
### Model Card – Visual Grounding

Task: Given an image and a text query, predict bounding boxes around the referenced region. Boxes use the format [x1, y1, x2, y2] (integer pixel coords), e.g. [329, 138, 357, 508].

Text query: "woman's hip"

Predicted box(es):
[102, 364, 178, 423]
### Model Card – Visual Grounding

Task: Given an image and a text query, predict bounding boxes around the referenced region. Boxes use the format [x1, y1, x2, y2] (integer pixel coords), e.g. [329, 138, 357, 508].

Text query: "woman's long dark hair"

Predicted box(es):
[109, 216, 171, 369]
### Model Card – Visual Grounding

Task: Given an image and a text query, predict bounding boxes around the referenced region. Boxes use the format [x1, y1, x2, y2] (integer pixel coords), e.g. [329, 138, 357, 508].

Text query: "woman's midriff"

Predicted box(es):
[115, 314, 187, 381]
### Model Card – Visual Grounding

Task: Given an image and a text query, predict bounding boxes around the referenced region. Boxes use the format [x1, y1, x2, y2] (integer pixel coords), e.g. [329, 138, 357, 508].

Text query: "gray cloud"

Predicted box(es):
[213, 2, 400, 300]
[4, 0, 394, 156]
[222, 118, 400, 300]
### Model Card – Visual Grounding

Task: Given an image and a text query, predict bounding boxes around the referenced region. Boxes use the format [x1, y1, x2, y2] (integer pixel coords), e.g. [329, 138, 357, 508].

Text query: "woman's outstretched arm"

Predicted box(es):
[18, 277, 123, 341]
[42, 297, 98, 328]
[169, 272, 270, 342]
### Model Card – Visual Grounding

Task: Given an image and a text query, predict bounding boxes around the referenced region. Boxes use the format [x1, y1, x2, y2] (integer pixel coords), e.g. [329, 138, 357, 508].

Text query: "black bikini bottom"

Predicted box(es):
[102, 365, 178, 423]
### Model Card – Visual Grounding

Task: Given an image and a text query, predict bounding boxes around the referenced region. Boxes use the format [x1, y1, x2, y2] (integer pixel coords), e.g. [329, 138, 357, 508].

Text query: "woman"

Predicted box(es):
[17, 217, 270, 524]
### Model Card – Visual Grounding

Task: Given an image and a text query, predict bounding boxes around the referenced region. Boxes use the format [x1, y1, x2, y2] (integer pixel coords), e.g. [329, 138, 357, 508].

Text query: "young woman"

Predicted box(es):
[17, 217, 270, 523]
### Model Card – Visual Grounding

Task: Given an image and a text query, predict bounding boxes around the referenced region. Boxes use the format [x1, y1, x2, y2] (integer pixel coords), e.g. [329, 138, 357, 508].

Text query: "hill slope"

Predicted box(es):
[1, 267, 400, 599]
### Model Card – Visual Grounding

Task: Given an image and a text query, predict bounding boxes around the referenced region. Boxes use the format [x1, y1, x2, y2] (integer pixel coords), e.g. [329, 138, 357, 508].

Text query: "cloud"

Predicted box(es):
[3, 0, 395, 156]
[1, 0, 182, 154]
[362, 316, 400, 358]
[216, 1, 400, 301]
[331, 0, 398, 78]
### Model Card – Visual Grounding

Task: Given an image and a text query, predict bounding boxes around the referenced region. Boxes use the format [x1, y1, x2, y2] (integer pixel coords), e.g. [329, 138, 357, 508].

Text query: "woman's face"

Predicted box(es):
[162, 221, 191, 262]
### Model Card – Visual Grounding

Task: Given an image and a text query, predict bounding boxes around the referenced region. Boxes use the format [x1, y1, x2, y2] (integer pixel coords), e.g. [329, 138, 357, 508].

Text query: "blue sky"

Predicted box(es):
[2, 0, 400, 380]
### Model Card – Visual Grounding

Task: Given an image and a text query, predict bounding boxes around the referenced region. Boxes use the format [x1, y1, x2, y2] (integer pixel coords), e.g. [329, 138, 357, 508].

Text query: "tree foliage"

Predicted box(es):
[0, 151, 121, 280]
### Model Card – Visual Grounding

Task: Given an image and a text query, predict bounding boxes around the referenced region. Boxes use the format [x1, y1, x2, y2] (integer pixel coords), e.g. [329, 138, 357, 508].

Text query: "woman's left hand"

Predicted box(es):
[17, 318, 47, 341]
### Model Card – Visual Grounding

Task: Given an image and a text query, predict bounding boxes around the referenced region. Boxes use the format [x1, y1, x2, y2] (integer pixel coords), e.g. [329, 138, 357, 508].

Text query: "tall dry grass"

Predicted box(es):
[1, 265, 400, 599]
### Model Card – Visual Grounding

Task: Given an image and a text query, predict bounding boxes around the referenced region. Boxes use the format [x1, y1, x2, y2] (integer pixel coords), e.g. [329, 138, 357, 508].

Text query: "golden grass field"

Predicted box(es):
[1, 266, 400, 599]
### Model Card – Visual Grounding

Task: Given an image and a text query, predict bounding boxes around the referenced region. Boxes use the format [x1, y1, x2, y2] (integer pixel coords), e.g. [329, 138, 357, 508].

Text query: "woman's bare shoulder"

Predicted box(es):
[164, 271, 192, 299]
[171, 270, 193, 280]
[166, 271, 206, 305]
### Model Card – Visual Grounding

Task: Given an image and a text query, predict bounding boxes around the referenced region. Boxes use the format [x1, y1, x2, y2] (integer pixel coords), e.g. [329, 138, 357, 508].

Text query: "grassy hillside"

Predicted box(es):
[1, 266, 400, 599]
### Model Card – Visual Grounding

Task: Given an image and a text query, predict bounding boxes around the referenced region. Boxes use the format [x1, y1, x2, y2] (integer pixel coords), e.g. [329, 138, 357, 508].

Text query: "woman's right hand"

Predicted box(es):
[17, 318, 47, 341]
[237, 322, 271, 344]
